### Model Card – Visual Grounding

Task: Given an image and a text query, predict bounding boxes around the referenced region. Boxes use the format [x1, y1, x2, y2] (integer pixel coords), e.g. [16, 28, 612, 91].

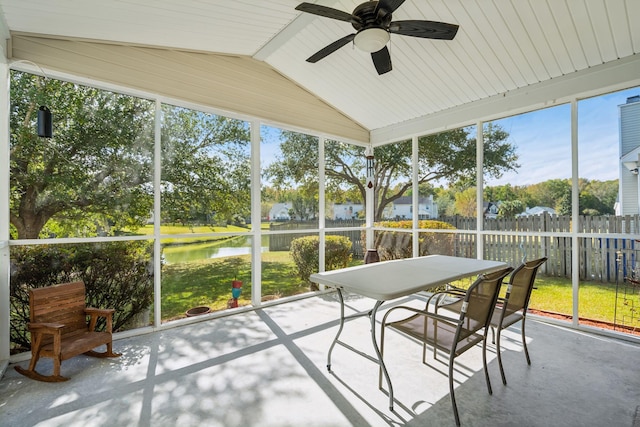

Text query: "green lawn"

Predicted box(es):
[160, 250, 362, 321]
[161, 252, 624, 326]
[133, 224, 250, 245]
[161, 251, 308, 320]
[135, 224, 626, 326]
[530, 275, 622, 324]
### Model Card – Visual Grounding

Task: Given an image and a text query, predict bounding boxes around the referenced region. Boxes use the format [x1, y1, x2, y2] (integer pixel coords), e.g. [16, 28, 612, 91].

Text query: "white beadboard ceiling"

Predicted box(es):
[0, 0, 639, 145]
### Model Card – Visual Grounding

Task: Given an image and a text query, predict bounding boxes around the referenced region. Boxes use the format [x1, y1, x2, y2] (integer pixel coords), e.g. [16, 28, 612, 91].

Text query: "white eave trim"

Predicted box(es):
[371, 54, 640, 145]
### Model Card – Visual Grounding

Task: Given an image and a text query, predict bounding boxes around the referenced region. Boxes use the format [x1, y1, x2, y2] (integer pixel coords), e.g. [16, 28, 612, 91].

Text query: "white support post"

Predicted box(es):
[251, 120, 262, 306]
[476, 121, 484, 260]
[153, 100, 162, 327]
[0, 56, 10, 367]
[318, 137, 326, 276]
[571, 99, 580, 327]
[412, 136, 419, 257]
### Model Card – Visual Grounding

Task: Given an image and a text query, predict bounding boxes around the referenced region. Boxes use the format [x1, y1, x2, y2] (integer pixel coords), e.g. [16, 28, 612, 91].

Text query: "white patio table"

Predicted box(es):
[309, 254, 507, 410]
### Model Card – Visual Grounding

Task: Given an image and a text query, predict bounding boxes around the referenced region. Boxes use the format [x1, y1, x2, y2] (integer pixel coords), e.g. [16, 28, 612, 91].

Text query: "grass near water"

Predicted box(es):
[140, 224, 628, 326]
[161, 252, 623, 325]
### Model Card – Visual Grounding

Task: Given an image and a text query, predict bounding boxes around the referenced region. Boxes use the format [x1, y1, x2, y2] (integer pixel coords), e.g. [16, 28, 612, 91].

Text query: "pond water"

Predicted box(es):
[163, 235, 269, 264]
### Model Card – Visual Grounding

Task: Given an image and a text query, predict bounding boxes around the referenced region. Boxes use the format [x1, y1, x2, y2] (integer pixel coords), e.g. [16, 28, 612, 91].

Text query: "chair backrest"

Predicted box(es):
[29, 281, 88, 340]
[502, 257, 547, 317]
[455, 267, 513, 343]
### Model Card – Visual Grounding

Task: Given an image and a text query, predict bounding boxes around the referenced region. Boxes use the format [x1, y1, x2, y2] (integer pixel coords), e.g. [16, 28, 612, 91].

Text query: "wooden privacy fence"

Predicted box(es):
[483, 234, 639, 283]
[445, 214, 640, 282]
[269, 215, 640, 283]
[269, 220, 365, 259]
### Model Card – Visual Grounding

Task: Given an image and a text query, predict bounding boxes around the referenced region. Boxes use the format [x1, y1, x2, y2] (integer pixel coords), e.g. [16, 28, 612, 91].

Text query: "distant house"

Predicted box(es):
[484, 202, 499, 219]
[381, 196, 438, 220]
[617, 95, 640, 216]
[331, 203, 364, 220]
[518, 206, 556, 217]
[269, 203, 291, 221]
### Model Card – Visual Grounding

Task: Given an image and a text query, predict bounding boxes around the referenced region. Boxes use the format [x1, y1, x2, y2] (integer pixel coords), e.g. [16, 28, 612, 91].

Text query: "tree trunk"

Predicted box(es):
[13, 210, 48, 239]
[12, 187, 52, 239]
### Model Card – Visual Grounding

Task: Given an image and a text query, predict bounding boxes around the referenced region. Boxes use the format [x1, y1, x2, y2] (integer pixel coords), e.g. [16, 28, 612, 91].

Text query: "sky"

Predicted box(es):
[257, 86, 640, 189]
[485, 86, 640, 187]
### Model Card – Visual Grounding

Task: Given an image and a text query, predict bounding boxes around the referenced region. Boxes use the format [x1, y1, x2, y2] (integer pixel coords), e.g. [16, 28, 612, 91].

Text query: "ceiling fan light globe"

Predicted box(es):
[354, 28, 390, 52]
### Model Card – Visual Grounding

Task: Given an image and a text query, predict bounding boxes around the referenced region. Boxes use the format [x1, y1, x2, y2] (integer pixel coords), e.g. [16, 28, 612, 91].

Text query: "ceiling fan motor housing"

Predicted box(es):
[352, 1, 393, 32]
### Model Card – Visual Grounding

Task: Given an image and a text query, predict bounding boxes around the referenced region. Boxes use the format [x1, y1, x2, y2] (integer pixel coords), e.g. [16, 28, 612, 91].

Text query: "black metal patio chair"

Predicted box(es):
[380, 266, 513, 426]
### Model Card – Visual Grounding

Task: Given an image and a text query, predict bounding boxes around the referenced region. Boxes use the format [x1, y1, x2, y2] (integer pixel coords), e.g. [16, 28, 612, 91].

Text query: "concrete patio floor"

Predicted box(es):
[1, 292, 640, 427]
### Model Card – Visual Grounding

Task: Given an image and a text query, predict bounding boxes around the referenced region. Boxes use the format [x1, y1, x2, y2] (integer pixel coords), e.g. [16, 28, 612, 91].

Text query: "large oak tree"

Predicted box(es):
[10, 72, 250, 239]
[10, 72, 156, 239]
[265, 125, 518, 221]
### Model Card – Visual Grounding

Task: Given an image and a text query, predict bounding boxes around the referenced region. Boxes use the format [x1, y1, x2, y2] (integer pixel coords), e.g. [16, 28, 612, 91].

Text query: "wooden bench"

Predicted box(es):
[15, 281, 121, 382]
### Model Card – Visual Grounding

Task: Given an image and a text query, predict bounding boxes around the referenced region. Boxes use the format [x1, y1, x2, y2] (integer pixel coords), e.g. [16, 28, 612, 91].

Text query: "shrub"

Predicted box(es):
[10, 241, 154, 353]
[363, 220, 456, 261]
[290, 235, 352, 290]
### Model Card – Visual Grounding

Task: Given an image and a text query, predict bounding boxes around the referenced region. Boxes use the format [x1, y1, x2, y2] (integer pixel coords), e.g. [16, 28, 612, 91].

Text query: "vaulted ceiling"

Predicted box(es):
[0, 0, 638, 144]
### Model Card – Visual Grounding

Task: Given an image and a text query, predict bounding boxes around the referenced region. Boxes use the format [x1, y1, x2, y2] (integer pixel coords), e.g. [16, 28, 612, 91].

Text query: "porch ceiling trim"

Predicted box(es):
[9, 33, 370, 143]
[371, 54, 640, 145]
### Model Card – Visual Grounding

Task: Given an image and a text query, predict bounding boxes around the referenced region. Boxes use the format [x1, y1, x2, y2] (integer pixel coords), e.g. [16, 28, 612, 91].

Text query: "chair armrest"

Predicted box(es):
[445, 283, 466, 292]
[426, 289, 466, 308]
[442, 289, 467, 298]
[496, 296, 507, 303]
[421, 311, 460, 324]
[27, 322, 65, 355]
[85, 308, 115, 332]
[28, 322, 65, 333]
[382, 304, 458, 327]
[85, 308, 115, 317]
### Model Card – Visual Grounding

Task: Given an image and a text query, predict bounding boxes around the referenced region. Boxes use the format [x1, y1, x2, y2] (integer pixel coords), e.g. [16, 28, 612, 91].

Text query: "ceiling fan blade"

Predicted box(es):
[371, 46, 392, 75]
[295, 3, 355, 23]
[306, 33, 356, 63]
[389, 20, 459, 40]
[376, 0, 406, 14]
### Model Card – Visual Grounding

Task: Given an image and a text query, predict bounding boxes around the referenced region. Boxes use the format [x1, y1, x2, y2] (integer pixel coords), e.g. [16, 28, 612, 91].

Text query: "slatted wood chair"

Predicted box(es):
[15, 281, 121, 382]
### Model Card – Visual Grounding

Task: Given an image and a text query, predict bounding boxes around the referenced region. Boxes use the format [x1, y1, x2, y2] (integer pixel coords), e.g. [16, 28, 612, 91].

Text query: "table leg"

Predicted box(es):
[326, 291, 394, 410]
[371, 300, 394, 410]
[327, 288, 345, 372]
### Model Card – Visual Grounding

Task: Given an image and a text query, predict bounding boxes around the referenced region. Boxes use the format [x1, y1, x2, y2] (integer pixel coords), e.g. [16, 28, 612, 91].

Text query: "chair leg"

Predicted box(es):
[27, 334, 43, 371]
[14, 333, 69, 382]
[27, 351, 40, 372]
[432, 318, 438, 361]
[482, 336, 493, 395]
[449, 356, 461, 427]
[521, 316, 531, 365]
[53, 356, 62, 378]
[379, 323, 386, 389]
[495, 328, 507, 385]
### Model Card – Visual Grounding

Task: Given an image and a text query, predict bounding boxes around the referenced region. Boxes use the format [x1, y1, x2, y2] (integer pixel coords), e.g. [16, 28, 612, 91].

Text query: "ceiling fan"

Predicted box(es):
[295, 0, 459, 75]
